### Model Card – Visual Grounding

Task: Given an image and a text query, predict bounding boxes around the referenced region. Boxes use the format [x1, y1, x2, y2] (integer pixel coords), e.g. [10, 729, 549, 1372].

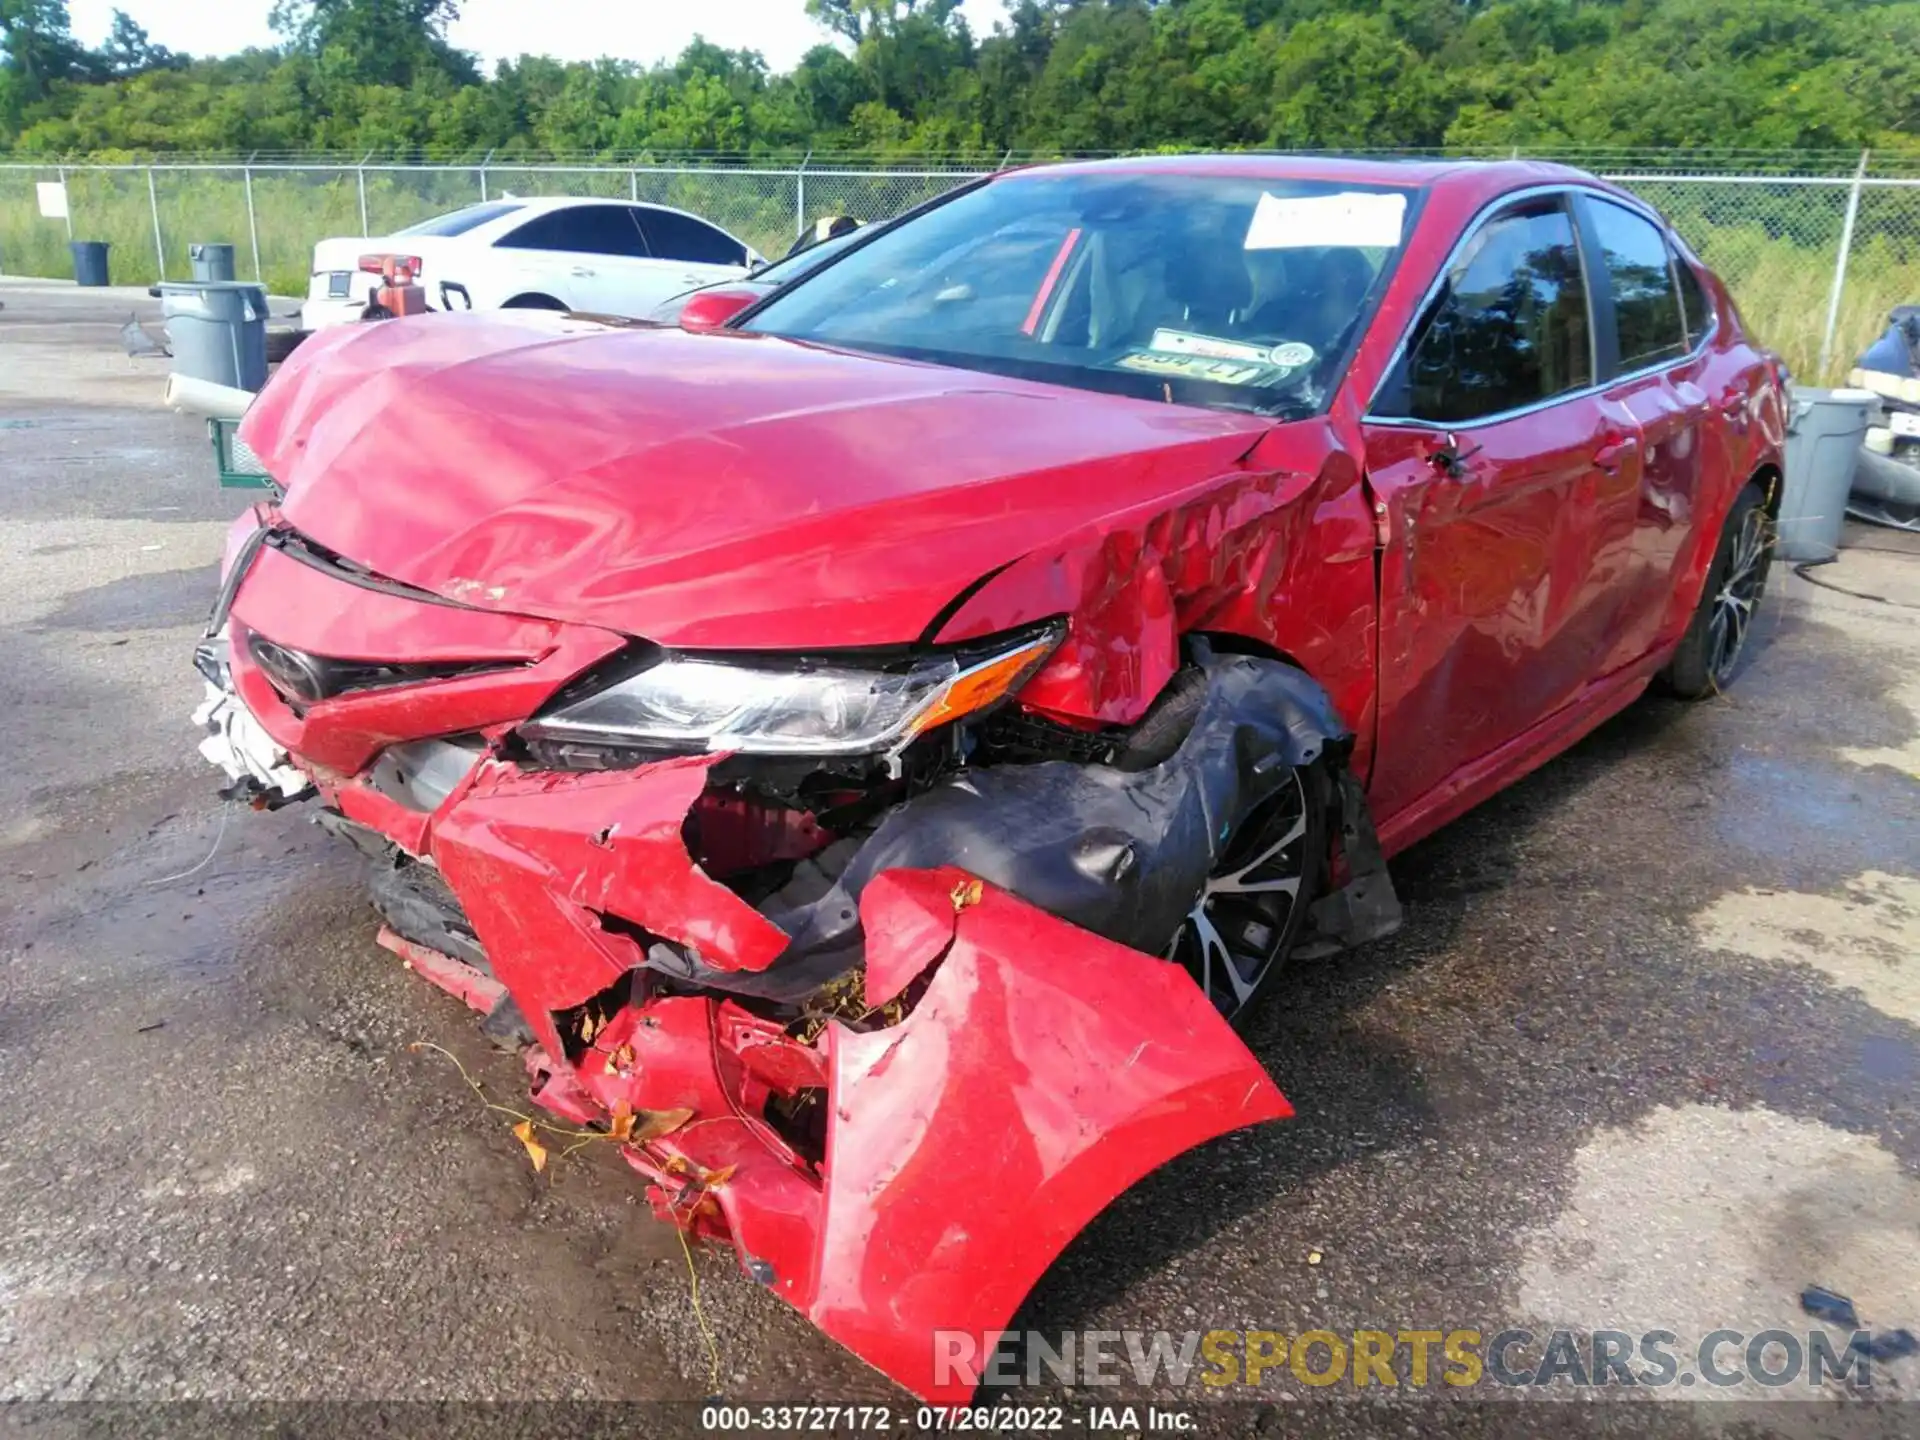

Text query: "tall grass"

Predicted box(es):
[3, 162, 1916, 382]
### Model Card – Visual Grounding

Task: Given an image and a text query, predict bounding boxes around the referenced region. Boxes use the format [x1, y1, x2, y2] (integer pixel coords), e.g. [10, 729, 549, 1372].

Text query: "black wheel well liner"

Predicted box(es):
[1188, 628, 1310, 675]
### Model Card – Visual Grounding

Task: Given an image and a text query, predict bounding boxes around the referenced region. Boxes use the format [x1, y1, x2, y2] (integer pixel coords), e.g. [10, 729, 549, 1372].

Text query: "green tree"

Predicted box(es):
[271, 0, 476, 88]
[1, 0, 85, 100]
[1264, 12, 1446, 149]
[99, 10, 181, 76]
[10, 0, 1920, 161]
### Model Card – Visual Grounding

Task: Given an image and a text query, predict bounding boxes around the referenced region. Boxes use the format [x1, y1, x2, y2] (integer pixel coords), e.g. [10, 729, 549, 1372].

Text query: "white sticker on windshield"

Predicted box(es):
[1269, 341, 1316, 368]
[1244, 191, 1406, 251]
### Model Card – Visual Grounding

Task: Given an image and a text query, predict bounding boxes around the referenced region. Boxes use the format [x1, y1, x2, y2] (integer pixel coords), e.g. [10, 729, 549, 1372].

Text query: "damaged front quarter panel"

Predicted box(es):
[402, 712, 1304, 1407]
[506, 862, 1290, 1407]
[810, 867, 1290, 1404]
[221, 541, 1381, 1410]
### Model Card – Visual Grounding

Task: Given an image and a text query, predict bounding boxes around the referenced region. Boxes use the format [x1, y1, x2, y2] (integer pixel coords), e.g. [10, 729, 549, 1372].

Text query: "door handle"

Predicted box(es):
[570, 265, 596, 277]
[1592, 435, 1636, 474]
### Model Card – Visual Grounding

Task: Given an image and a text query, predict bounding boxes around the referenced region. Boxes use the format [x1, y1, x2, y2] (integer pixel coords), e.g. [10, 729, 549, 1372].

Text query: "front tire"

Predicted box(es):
[1660, 481, 1773, 699]
[1165, 762, 1329, 1026]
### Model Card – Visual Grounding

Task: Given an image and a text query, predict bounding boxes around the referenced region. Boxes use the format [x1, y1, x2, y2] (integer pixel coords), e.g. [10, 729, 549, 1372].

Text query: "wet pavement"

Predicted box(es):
[2, 277, 1917, 1438]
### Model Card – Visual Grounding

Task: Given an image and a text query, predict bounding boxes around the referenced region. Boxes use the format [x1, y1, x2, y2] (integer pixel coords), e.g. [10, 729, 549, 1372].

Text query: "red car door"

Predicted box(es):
[1574, 194, 1718, 670]
[1361, 192, 1644, 829]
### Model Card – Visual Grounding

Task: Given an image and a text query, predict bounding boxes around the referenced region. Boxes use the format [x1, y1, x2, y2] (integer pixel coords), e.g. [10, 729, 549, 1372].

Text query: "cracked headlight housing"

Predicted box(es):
[519, 626, 1061, 759]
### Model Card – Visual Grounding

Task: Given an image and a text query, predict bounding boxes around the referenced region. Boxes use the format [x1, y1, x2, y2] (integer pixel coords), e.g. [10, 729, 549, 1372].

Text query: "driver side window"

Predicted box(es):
[1376, 198, 1593, 424]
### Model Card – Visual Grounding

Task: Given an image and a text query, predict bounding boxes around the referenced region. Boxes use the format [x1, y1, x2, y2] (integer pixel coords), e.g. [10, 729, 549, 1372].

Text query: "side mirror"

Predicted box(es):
[1426, 431, 1483, 479]
[677, 285, 765, 333]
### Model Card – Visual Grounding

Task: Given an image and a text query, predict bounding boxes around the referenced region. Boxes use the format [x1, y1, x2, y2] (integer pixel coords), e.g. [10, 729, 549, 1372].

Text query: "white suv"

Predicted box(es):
[300, 196, 764, 331]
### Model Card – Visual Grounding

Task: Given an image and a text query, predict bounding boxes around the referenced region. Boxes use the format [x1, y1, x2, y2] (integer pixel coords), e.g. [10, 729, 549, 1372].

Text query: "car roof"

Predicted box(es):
[501, 195, 658, 214]
[1008, 152, 1604, 198]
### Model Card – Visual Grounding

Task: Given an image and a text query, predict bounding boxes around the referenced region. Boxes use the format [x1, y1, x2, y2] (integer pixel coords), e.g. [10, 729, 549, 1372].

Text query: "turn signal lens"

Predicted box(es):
[903, 634, 1059, 740]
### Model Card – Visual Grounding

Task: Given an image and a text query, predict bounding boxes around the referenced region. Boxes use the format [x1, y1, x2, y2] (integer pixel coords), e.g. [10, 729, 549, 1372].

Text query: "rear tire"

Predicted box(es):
[1659, 482, 1772, 699]
[502, 293, 568, 311]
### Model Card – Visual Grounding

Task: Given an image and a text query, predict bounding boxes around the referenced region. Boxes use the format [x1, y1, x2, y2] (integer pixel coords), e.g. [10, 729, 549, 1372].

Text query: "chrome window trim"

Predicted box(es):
[1363, 183, 1718, 432]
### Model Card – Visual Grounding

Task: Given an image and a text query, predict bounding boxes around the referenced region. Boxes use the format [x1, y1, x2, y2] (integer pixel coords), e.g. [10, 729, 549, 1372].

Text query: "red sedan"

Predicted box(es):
[193, 156, 1784, 1402]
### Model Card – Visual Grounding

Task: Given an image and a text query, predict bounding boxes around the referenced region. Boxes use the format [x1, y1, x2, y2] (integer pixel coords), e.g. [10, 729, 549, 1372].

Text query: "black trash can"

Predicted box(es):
[70, 241, 111, 287]
[189, 242, 236, 282]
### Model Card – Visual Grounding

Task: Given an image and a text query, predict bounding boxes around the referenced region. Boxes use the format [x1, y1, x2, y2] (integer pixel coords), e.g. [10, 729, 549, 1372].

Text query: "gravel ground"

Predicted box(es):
[1, 276, 1916, 1439]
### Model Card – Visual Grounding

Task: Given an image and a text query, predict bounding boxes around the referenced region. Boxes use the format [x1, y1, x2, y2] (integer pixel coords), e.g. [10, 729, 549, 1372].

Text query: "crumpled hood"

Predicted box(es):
[244, 311, 1273, 649]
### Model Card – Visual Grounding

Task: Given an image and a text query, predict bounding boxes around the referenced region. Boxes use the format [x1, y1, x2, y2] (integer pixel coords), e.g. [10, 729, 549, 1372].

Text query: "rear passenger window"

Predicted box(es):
[1673, 249, 1713, 347]
[1587, 199, 1687, 369]
[1375, 200, 1592, 424]
[639, 209, 748, 267]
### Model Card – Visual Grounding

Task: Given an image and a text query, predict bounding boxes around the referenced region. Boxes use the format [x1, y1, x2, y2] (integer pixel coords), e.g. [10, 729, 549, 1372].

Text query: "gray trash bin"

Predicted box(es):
[158, 281, 269, 392]
[69, 241, 110, 287]
[189, 243, 236, 283]
[1779, 387, 1874, 563]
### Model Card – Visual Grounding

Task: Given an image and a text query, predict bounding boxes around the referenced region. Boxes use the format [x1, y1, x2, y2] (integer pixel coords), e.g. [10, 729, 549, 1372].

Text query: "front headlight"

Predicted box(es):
[520, 627, 1061, 758]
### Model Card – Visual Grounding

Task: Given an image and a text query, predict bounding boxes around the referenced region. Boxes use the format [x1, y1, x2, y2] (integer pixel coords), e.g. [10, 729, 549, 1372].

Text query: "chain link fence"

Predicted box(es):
[5, 153, 1919, 383]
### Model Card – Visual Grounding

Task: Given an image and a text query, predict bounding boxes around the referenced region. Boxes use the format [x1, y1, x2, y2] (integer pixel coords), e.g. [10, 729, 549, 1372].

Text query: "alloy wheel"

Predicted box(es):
[1166, 771, 1310, 1019]
[1707, 504, 1771, 685]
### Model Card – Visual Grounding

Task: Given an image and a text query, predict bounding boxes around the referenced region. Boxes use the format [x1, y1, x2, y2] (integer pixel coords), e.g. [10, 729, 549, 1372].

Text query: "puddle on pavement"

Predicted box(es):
[34, 563, 220, 632]
[16, 852, 333, 984]
[1859, 1034, 1918, 1084]
[1713, 753, 1920, 883]
[1840, 674, 1920, 776]
[3, 788, 346, 985]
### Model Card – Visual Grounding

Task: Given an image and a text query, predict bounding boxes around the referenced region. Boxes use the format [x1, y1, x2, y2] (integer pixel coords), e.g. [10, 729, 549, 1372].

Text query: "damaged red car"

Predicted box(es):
[191, 156, 1786, 1402]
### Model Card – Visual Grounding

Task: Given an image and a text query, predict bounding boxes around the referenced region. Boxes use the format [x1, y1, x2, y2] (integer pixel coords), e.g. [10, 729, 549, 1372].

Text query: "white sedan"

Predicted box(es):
[300, 196, 765, 331]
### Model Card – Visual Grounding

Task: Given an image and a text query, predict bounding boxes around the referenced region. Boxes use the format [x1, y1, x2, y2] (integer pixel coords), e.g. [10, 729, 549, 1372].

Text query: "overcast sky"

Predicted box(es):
[67, 0, 1012, 73]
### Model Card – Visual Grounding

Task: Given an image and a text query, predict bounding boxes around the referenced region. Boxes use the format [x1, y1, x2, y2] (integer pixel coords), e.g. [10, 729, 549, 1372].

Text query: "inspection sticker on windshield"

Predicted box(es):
[1117, 350, 1270, 386]
[1149, 328, 1274, 364]
[1245, 190, 1406, 251]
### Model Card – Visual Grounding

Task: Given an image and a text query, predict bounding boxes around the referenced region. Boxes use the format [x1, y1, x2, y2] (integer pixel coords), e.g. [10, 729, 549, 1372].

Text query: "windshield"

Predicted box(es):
[398, 201, 525, 237]
[753, 226, 863, 285]
[741, 171, 1418, 418]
